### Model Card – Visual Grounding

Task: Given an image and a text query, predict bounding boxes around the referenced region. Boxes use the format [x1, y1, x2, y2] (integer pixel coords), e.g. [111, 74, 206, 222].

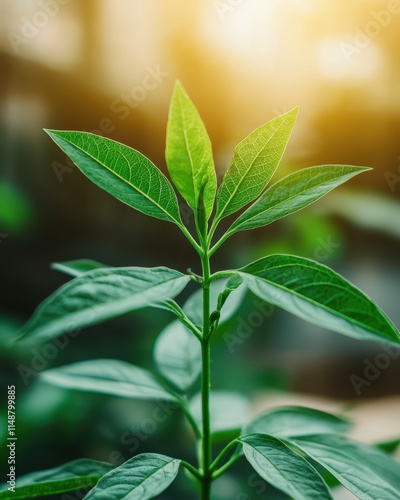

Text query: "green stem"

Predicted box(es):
[200, 251, 212, 500]
[181, 460, 203, 480]
[210, 440, 242, 479]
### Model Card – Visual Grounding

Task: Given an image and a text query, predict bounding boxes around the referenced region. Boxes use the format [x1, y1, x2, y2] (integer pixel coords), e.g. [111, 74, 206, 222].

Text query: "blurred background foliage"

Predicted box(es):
[0, 1, 399, 498]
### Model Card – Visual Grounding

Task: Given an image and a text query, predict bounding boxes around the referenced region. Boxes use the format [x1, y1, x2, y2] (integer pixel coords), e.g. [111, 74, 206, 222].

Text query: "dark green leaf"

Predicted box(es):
[153, 320, 201, 391]
[239, 434, 332, 499]
[84, 453, 180, 499]
[239, 255, 400, 345]
[215, 108, 298, 221]
[165, 81, 216, 220]
[45, 130, 183, 225]
[0, 459, 112, 499]
[17, 267, 189, 342]
[41, 359, 178, 402]
[243, 406, 351, 438]
[52, 259, 106, 277]
[228, 165, 369, 233]
[290, 434, 400, 499]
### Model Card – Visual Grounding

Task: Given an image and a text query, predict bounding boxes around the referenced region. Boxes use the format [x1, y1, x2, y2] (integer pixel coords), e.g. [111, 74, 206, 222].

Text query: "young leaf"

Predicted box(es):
[165, 81, 216, 221]
[52, 259, 106, 277]
[290, 434, 400, 499]
[190, 391, 250, 434]
[41, 359, 179, 402]
[239, 434, 332, 499]
[243, 406, 351, 438]
[84, 453, 180, 500]
[0, 459, 113, 499]
[153, 320, 201, 391]
[17, 267, 189, 343]
[228, 165, 370, 234]
[183, 279, 246, 327]
[215, 108, 298, 222]
[45, 130, 183, 226]
[239, 255, 400, 345]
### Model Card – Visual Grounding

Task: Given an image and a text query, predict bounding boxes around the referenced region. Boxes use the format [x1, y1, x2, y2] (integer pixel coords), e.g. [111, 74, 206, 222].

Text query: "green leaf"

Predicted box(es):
[84, 453, 180, 500]
[52, 259, 106, 277]
[153, 320, 201, 391]
[0, 459, 112, 499]
[239, 434, 332, 499]
[165, 81, 216, 221]
[228, 165, 369, 234]
[215, 108, 298, 221]
[239, 254, 400, 345]
[45, 130, 183, 226]
[17, 267, 189, 343]
[290, 434, 400, 499]
[243, 406, 351, 438]
[41, 359, 178, 402]
[190, 391, 250, 434]
[183, 279, 246, 327]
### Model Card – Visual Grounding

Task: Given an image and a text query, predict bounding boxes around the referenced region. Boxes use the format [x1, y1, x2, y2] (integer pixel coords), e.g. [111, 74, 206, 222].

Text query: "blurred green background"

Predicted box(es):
[1, 1, 400, 498]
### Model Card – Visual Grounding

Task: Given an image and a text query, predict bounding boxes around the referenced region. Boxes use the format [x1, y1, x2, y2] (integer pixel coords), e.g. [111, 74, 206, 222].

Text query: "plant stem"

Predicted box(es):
[200, 251, 212, 500]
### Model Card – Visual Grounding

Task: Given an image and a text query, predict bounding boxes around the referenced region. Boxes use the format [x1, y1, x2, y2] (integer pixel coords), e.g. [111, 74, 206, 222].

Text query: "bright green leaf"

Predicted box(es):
[0, 459, 112, 499]
[190, 391, 250, 434]
[45, 130, 183, 226]
[215, 108, 298, 221]
[243, 406, 351, 438]
[153, 320, 201, 391]
[228, 165, 370, 234]
[52, 259, 106, 277]
[84, 453, 180, 500]
[290, 434, 400, 499]
[239, 255, 400, 345]
[239, 434, 332, 499]
[17, 267, 189, 343]
[165, 81, 216, 221]
[41, 359, 178, 402]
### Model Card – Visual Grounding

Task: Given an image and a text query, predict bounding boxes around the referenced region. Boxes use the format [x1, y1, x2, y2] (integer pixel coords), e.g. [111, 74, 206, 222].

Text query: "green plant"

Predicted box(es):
[3, 82, 400, 499]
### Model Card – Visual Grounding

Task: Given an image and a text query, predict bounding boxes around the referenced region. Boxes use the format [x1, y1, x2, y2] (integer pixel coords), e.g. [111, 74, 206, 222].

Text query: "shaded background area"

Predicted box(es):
[0, 1, 399, 498]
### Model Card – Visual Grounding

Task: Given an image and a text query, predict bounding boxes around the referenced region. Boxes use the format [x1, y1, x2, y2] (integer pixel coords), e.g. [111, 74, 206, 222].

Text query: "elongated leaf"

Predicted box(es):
[183, 279, 246, 327]
[290, 434, 400, 499]
[215, 108, 298, 221]
[228, 165, 369, 234]
[45, 130, 183, 226]
[165, 81, 216, 220]
[153, 320, 201, 391]
[190, 391, 250, 434]
[0, 459, 112, 499]
[239, 255, 400, 345]
[84, 453, 180, 500]
[17, 267, 189, 342]
[243, 406, 351, 438]
[239, 434, 332, 499]
[41, 359, 178, 402]
[52, 259, 106, 277]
